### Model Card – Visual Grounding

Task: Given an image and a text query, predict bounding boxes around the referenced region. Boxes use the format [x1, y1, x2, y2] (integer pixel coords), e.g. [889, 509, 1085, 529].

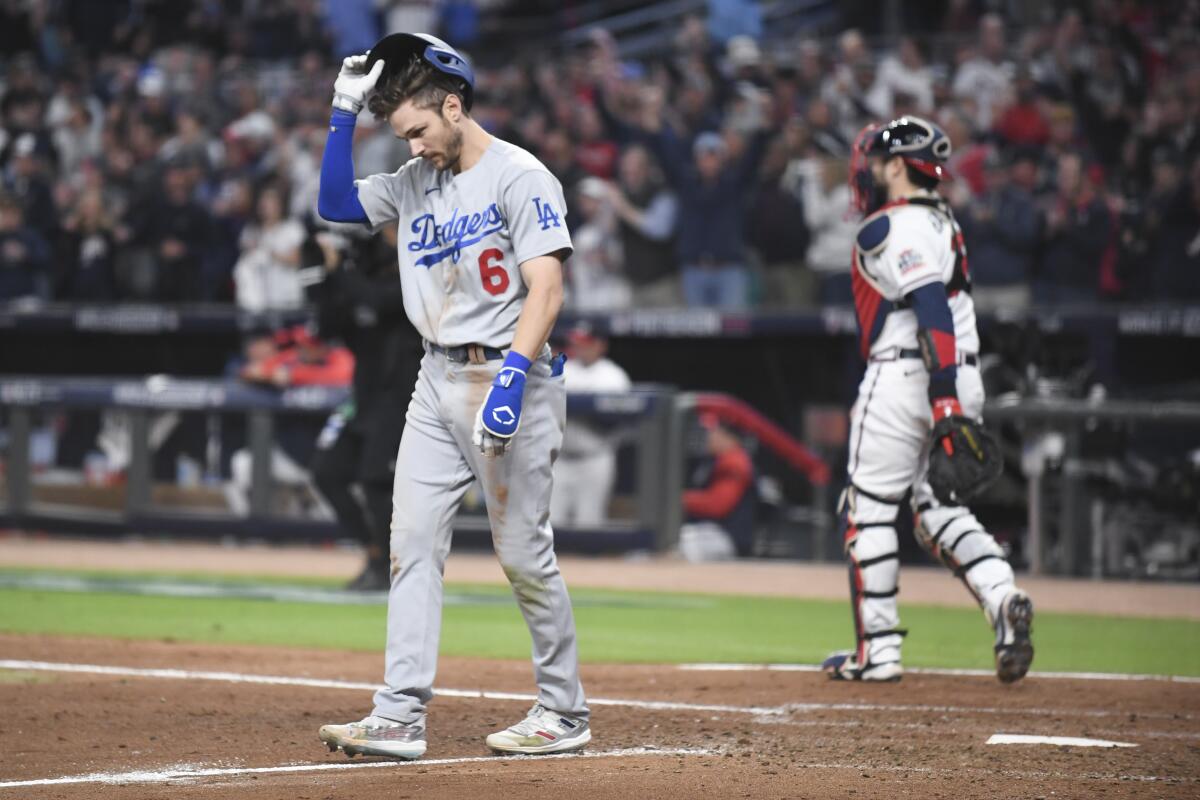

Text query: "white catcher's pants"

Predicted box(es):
[843, 358, 1015, 667]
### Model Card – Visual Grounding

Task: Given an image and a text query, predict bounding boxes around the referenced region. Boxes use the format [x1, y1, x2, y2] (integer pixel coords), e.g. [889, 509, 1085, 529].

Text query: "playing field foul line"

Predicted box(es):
[678, 663, 1200, 684]
[0, 659, 1184, 721]
[0, 747, 714, 789]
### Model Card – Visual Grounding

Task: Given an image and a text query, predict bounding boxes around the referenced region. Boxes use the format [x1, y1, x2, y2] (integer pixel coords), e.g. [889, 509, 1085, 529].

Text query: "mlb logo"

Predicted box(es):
[897, 248, 925, 275]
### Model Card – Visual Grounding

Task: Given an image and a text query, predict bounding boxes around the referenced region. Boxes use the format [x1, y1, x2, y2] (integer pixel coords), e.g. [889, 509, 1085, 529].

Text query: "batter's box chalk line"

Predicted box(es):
[0, 747, 718, 790]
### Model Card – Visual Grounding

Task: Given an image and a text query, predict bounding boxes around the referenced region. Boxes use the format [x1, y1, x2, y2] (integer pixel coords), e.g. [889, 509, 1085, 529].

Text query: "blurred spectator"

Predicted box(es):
[307, 227, 422, 590]
[1036, 152, 1113, 304]
[132, 165, 212, 301]
[679, 414, 755, 561]
[1120, 147, 1200, 301]
[0, 193, 49, 300]
[207, 177, 255, 302]
[56, 188, 119, 300]
[747, 136, 811, 307]
[159, 108, 223, 178]
[2, 134, 57, 240]
[551, 325, 632, 529]
[642, 106, 768, 307]
[51, 101, 103, 176]
[993, 66, 1049, 149]
[234, 183, 306, 312]
[821, 29, 889, 141]
[566, 177, 630, 311]
[605, 144, 680, 307]
[1037, 103, 1088, 192]
[876, 36, 935, 115]
[957, 150, 1041, 312]
[937, 106, 988, 204]
[574, 105, 619, 179]
[536, 128, 587, 231]
[787, 154, 856, 304]
[952, 14, 1013, 130]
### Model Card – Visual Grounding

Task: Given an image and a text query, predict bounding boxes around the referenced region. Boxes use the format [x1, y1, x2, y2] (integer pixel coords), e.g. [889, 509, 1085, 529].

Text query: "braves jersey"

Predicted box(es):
[355, 138, 573, 349]
[851, 192, 979, 360]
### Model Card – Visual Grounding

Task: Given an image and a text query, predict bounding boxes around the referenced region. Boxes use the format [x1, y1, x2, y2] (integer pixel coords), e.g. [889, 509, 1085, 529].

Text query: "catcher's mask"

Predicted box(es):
[850, 116, 952, 214]
[366, 32, 475, 111]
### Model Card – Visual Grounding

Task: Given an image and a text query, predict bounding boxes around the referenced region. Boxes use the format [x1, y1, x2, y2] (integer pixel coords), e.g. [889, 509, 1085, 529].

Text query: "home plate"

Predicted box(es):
[987, 734, 1137, 748]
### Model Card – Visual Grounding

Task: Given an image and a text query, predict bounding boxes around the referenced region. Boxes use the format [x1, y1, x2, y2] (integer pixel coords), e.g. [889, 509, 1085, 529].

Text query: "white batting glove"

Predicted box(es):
[472, 411, 510, 458]
[332, 54, 385, 114]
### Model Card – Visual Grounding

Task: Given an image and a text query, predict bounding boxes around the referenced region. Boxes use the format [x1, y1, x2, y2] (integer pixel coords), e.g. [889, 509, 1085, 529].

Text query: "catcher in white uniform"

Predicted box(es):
[314, 33, 589, 759]
[822, 116, 1034, 683]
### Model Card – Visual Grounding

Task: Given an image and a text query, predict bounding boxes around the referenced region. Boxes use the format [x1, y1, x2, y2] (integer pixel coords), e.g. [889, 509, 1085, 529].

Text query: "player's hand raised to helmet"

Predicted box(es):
[332, 54, 384, 114]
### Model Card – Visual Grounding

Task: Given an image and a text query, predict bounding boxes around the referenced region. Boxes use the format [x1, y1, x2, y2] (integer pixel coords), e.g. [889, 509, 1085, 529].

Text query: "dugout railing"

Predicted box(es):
[3, 376, 1199, 577]
[0, 376, 683, 554]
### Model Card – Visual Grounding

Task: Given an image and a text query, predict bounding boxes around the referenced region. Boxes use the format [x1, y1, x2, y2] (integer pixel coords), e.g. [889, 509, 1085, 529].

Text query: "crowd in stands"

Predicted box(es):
[1, 0, 1198, 312]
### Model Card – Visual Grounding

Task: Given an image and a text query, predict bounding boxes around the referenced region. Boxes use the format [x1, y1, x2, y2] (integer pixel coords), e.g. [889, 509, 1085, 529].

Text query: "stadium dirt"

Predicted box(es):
[2, 536, 1199, 797]
[1, 634, 1198, 799]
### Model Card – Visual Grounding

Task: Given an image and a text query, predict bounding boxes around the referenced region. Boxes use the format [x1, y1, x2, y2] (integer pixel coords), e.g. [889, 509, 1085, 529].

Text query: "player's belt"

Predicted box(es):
[870, 347, 978, 367]
[426, 341, 506, 364]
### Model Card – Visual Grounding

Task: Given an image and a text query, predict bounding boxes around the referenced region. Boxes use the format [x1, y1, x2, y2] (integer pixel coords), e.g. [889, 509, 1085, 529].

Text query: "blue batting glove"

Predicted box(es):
[473, 351, 531, 456]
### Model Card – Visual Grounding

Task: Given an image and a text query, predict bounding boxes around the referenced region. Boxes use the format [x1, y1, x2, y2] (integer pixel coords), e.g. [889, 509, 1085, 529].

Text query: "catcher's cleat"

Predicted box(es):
[822, 651, 903, 682]
[993, 589, 1034, 683]
[318, 715, 426, 760]
[485, 704, 591, 754]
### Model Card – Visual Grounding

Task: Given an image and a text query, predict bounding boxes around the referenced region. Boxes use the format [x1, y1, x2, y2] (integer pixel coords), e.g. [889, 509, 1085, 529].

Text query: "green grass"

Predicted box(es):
[0, 577, 1197, 677]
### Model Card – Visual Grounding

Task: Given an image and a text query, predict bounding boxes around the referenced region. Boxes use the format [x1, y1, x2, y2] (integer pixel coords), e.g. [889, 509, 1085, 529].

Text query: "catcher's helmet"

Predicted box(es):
[850, 116, 952, 213]
[366, 33, 475, 110]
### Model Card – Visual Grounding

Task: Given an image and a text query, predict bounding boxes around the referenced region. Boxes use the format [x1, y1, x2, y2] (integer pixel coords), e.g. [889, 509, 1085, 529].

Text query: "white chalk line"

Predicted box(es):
[0, 746, 714, 790]
[0, 659, 1189, 721]
[678, 662, 1200, 684]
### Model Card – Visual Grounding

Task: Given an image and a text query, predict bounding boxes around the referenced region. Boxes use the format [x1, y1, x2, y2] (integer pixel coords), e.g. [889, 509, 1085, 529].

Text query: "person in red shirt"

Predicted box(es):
[224, 326, 355, 517]
[240, 325, 355, 388]
[680, 413, 756, 559]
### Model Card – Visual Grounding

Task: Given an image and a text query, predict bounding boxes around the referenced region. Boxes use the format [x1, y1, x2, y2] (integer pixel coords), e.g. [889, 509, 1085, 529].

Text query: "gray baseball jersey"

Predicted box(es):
[355, 139, 572, 348]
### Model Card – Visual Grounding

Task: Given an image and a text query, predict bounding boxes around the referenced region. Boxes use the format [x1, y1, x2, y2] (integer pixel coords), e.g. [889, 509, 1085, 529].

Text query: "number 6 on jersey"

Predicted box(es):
[478, 248, 509, 296]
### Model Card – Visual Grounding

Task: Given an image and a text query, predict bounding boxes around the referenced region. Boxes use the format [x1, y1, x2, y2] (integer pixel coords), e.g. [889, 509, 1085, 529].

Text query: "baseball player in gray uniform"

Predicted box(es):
[314, 33, 590, 760]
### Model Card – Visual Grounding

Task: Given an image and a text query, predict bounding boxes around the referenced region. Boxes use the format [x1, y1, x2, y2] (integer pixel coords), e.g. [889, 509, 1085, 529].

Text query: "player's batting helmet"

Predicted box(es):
[366, 32, 476, 111]
[850, 116, 952, 213]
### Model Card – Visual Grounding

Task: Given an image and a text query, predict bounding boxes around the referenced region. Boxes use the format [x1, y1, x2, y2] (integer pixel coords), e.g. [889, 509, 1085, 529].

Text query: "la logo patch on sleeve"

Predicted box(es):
[532, 197, 562, 231]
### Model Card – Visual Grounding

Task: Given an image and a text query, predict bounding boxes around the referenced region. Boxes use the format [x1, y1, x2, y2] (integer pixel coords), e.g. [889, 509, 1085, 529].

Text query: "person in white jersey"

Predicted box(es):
[550, 324, 632, 527]
[822, 116, 1034, 683]
[314, 32, 590, 759]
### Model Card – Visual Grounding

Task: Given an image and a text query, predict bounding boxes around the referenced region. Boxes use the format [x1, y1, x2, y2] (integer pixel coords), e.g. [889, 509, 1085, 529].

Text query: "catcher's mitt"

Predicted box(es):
[928, 415, 1003, 505]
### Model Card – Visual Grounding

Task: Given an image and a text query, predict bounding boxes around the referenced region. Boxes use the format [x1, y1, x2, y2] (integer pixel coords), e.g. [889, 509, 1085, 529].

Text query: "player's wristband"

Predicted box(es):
[927, 371, 958, 404]
[500, 351, 532, 378]
[332, 93, 363, 114]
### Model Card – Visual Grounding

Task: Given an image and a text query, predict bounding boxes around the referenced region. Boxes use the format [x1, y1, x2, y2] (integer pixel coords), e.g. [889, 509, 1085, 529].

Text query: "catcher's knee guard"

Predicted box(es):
[840, 486, 905, 669]
[914, 501, 1014, 618]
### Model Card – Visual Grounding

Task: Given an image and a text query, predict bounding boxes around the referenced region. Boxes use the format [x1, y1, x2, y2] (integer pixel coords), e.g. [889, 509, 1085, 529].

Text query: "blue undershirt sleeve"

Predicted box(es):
[317, 109, 369, 224]
[906, 281, 958, 401]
